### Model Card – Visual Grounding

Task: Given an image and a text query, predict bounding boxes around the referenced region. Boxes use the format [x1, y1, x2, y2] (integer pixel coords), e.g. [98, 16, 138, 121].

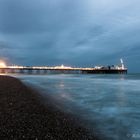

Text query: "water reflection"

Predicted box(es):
[17, 74, 140, 140]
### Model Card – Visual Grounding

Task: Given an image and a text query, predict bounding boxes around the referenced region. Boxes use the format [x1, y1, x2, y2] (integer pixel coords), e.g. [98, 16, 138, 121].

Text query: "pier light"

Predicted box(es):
[0, 60, 6, 68]
[61, 64, 64, 68]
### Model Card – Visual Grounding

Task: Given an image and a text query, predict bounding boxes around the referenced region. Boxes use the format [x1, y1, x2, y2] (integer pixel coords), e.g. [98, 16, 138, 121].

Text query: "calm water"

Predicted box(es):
[15, 74, 140, 140]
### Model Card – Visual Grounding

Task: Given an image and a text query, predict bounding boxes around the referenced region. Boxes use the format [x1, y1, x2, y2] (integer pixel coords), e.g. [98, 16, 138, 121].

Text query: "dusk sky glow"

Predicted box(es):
[0, 0, 140, 72]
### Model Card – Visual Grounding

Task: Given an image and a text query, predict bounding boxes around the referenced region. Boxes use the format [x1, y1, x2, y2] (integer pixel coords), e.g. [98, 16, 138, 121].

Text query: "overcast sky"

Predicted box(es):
[0, 0, 140, 72]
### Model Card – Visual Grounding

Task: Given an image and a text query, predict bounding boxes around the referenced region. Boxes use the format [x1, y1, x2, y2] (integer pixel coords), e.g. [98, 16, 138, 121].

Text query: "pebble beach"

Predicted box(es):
[0, 75, 98, 139]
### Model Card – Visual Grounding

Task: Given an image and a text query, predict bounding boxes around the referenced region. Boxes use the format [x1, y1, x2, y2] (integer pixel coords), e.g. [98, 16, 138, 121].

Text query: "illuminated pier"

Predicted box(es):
[0, 65, 127, 74]
[0, 59, 127, 74]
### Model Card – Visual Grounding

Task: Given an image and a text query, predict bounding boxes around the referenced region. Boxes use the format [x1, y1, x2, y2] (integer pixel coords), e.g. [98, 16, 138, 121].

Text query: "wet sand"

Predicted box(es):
[0, 75, 98, 139]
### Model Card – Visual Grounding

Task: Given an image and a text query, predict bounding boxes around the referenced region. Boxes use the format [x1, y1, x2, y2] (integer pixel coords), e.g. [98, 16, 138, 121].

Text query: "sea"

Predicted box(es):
[14, 74, 140, 140]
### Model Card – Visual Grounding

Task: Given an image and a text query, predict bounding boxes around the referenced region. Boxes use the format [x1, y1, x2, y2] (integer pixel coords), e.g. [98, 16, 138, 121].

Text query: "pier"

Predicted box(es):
[0, 65, 127, 74]
[0, 59, 128, 74]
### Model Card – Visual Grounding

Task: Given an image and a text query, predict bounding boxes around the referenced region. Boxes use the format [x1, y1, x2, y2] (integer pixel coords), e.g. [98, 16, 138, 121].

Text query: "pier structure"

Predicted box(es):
[0, 59, 128, 74]
[0, 65, 127, 74]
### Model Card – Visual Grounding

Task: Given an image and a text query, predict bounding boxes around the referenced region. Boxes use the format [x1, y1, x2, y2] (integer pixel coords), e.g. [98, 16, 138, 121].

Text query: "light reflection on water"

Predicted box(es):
[15, 74, 140, 140]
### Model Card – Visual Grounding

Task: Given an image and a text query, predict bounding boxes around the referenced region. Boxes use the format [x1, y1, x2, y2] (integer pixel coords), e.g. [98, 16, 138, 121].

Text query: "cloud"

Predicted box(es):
[0, 0, 140, 72]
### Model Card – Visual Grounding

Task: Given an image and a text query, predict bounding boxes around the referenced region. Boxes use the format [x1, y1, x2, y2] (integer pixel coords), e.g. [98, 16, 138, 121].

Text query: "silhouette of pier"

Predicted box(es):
[0, 65, 127, 74]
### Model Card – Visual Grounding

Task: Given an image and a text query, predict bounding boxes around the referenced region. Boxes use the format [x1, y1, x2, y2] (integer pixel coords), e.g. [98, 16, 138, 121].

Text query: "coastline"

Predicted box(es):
[0, 75, 98, 139]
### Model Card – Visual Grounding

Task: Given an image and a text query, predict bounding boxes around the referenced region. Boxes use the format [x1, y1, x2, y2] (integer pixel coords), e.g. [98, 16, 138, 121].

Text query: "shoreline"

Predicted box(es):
[0, 75, 98, 139]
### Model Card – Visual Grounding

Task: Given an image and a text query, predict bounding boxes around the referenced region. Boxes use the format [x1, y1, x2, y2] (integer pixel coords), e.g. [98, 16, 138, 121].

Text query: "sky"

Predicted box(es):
[0, 0, 140, 72]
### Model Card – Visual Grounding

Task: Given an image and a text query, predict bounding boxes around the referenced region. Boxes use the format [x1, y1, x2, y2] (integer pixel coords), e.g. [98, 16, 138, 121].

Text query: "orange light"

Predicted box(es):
[0, 61, 6, 68]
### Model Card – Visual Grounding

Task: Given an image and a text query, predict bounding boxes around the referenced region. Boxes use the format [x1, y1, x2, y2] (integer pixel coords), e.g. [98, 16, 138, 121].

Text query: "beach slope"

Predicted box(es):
[0, 75, 97, 139]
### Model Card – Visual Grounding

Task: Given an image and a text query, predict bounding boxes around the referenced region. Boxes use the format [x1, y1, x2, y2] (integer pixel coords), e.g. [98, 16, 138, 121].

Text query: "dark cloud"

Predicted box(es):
[0, 0, 140, 72]
[0, 41, 10, 49]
